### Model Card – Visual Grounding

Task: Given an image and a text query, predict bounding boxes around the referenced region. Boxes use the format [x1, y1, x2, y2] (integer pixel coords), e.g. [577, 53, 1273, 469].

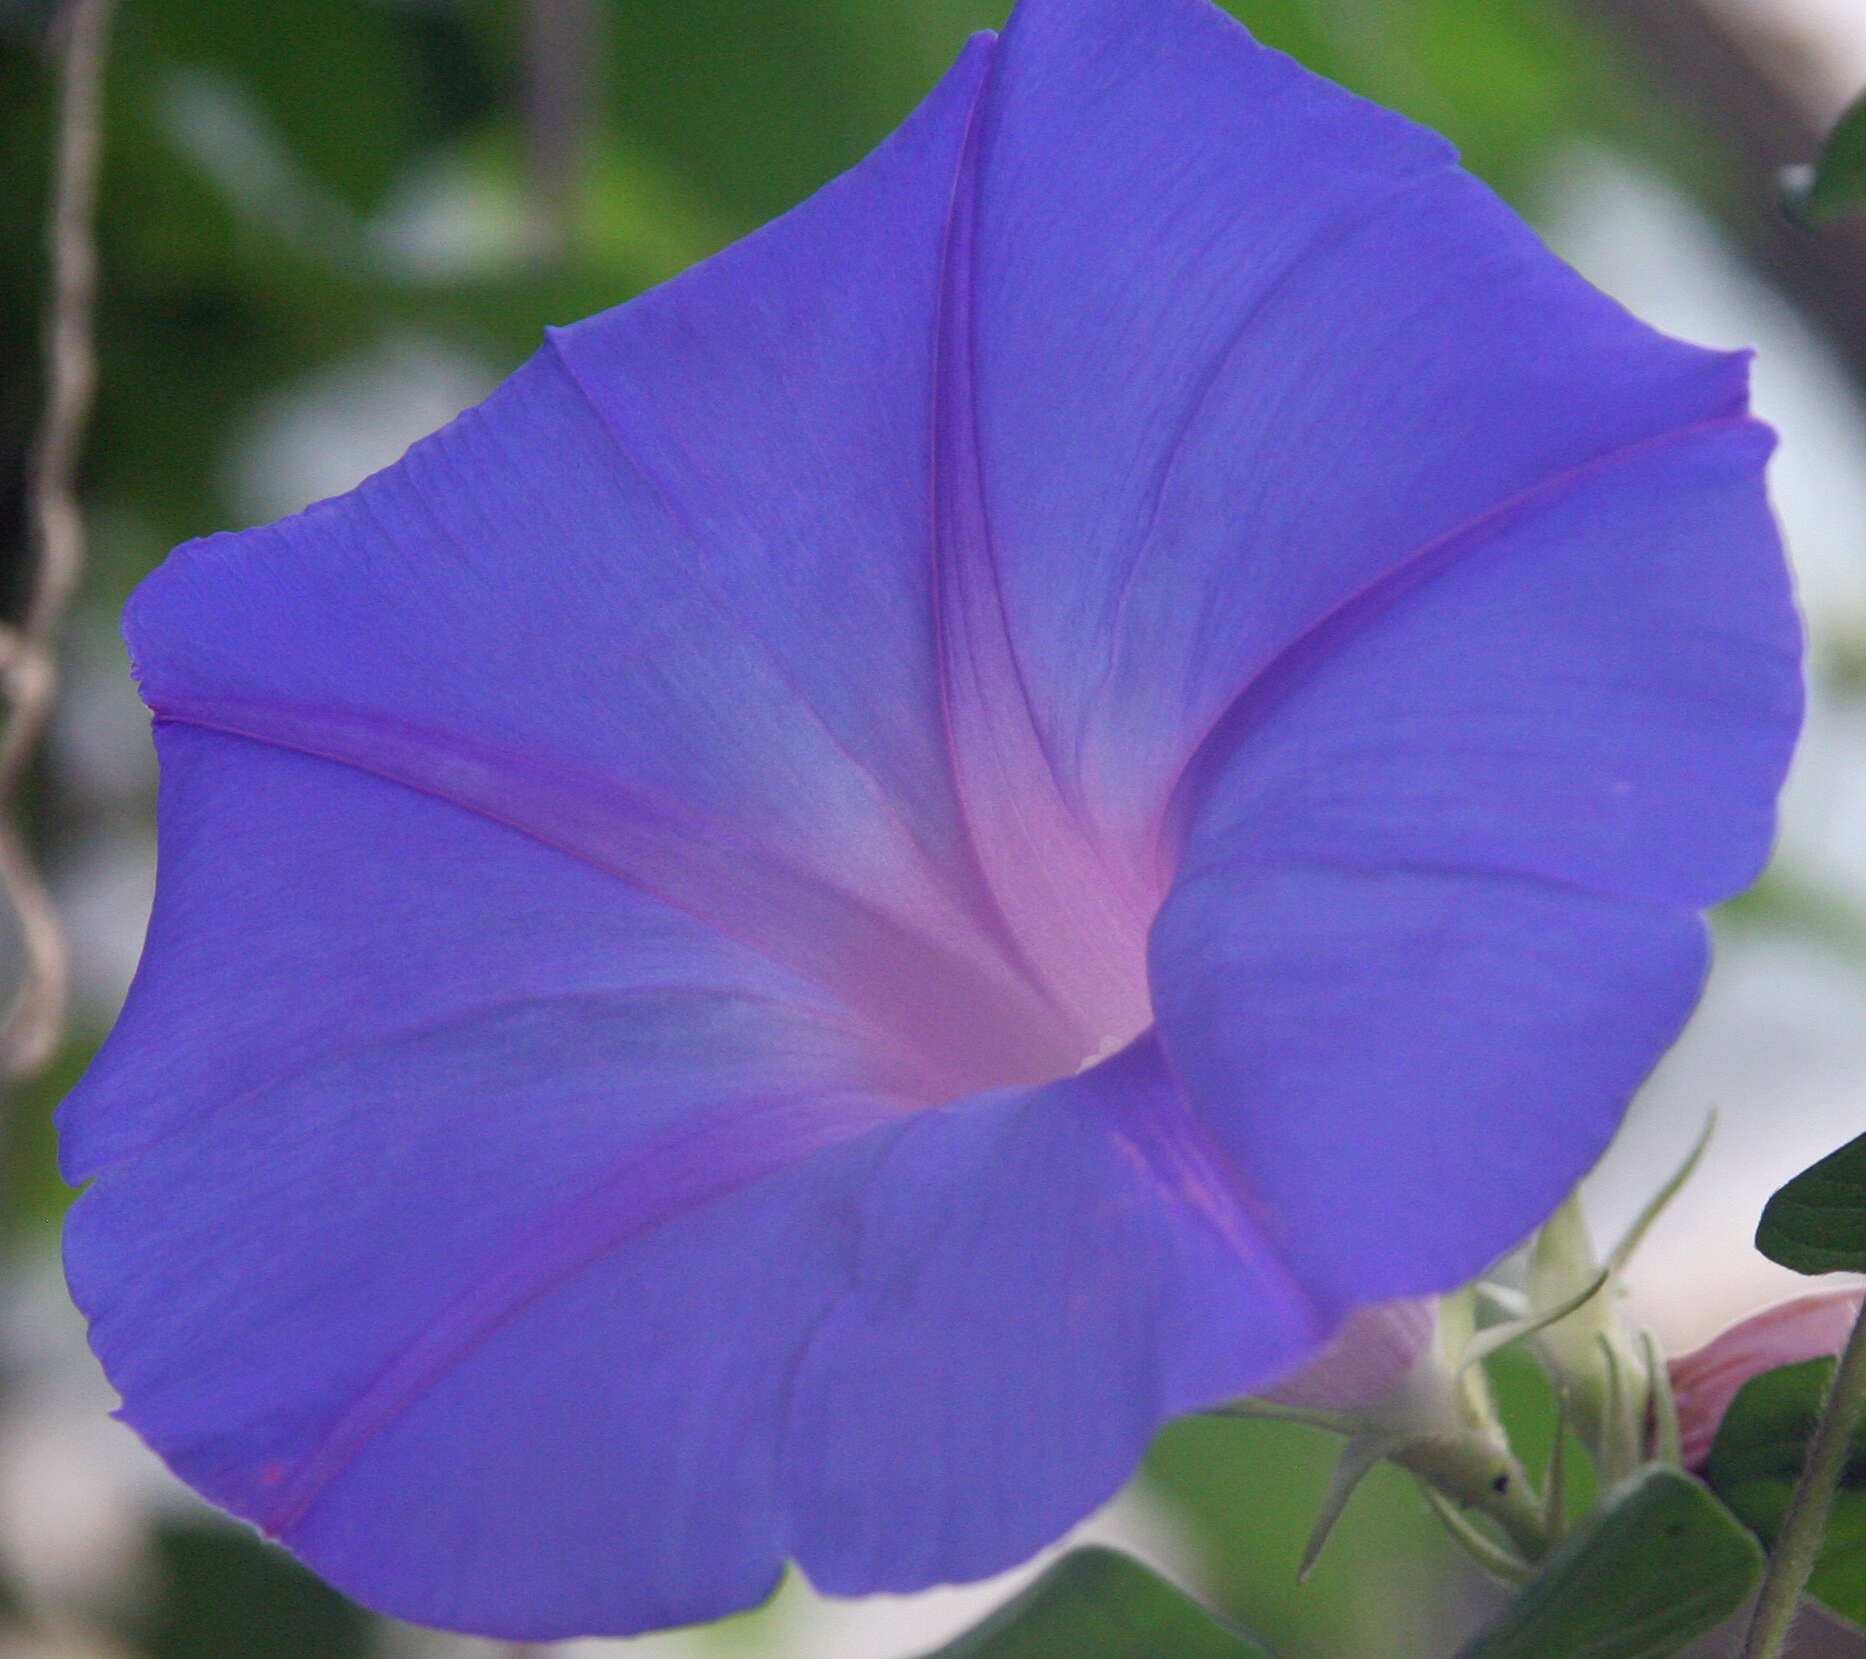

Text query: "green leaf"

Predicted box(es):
[1454, 1467, 1762, 1659]
[1757, 1131, 1866, 1274]
[917, 1548, 1274, 1659]
[1783, 94, 1866, 226]
[1705, 1357, 1866, 1631]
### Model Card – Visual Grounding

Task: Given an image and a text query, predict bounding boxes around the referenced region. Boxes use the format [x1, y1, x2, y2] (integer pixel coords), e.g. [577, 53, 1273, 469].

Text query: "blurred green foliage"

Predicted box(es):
[1, 1032, 90, 1237]
[136, 1520, 376, 1659]
[1143, 1348, 1612, 1658]
[0, 0, 1705, 600]
[1146, 1411, 1490, 1658]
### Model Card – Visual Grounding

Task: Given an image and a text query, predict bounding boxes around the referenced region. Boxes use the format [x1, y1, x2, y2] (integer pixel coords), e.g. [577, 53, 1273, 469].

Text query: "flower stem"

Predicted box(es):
[2, 0, 112, 1080]
[1390, 1433, 1549, 1567]
[1738, 1292, 1866, 1659]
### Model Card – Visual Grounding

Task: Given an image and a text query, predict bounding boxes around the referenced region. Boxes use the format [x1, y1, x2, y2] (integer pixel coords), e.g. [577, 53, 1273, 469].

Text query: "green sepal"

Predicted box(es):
[1453, 1467, 1762, 1659]
[1298, 1432, 1402, 1582]
[917, 1548, 1275, 1659]
[1756, 1130, 1866, 1275]
[1704, 1356, 1866, 1631]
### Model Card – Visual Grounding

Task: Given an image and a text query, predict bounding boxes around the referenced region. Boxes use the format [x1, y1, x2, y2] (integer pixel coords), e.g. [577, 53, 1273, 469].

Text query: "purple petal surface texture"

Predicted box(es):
[61, 0, 1802, 1638]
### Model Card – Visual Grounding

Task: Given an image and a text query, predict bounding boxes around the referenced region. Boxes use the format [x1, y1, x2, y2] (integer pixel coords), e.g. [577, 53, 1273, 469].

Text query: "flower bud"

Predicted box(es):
[1263, 1299, 1438, 1419]
[1668, 1288, 1864, 1468]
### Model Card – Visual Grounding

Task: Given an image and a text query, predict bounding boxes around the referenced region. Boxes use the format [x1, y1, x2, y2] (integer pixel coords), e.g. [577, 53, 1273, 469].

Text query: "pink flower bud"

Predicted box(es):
[1669, 1288, 1864, 1468]
[1264, 1299, 1438, 1415]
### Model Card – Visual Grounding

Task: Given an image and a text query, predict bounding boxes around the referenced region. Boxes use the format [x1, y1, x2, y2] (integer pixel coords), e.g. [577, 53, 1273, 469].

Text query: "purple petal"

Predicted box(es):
[1150, 421, 1798, 1313]
[69, 1004, 903, 1638]
[60, 726, 870, 1181]
[65, 25, 1316, 1633]
[59, 733, 917, 1609]
[115, 35, 1078, 1102]
[1156, 864, 1714, 1314]
[73, 1014, 1311, 1636]
[1163, 421, 1799, 906]
[946, 0, 1759, 882]
[1158, 866, 1712, 1314]
[782, 1036, 1316, 1596]
[60, 0, 1806, 1637]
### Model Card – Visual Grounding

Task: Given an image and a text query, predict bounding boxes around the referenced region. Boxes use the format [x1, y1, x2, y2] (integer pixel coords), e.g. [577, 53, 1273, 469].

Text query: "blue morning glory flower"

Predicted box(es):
[59, 0, 1801, 1638]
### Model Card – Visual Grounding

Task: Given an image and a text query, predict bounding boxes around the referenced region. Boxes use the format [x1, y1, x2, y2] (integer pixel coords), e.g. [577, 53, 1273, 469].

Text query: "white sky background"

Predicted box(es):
[16, 3, 1866, 1657]
[1709, 0, 1866, 119]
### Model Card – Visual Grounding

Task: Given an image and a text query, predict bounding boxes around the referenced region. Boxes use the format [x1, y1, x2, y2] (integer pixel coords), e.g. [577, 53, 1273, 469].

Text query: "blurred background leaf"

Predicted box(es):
[134, 1520, 376, 1659]
[1787, 93, 1866, 225]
